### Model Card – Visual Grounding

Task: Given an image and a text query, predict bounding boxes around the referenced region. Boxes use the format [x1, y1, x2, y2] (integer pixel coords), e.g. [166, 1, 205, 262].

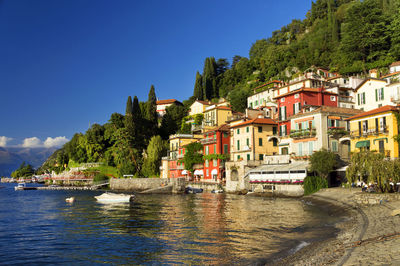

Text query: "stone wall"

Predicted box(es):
[251, 183, 304, 197]
[353, 192, 400, 205]
[187, 182, 222, 192]
[110, 178, 170, 191]
[225, 160, 262, 193]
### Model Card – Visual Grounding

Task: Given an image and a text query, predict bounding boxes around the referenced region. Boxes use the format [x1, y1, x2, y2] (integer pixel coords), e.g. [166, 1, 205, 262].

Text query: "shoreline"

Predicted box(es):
[275, 187, 400, 265]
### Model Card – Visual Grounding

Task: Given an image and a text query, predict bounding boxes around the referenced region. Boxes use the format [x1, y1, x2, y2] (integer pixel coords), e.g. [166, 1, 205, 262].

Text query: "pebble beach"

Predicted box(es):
[277, 187, 400, 265]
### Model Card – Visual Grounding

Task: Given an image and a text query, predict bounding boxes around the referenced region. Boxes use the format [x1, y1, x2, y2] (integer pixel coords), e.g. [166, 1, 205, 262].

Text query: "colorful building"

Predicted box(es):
[156, 99, 182, 117]
[201, 124, 230, 182]
[229, 118, 278, 162]
[347, 105, 400, 159]
[354, 78, 389, 111]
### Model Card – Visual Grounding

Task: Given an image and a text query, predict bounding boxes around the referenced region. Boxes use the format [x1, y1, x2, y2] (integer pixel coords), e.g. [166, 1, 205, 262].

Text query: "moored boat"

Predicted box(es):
[95, 192, 134, 203]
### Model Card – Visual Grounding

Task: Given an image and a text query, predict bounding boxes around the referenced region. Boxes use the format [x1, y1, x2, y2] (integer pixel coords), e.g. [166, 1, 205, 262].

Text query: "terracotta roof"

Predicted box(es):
[345, 105, 399, 121]
[390, 61, 400, 67]
[195, 100, 214, 105]
[381, 71, 400, 79]
[205, 106, 231, 111]
[203, 124, 230, 134]
[273, 88, 337, 99]
[230, 118, 277, 128]
[354, 78, 386, 91]
[290, 106, 363, 120]
[326, 75, 342, 81]
[156, 99, 181, 105]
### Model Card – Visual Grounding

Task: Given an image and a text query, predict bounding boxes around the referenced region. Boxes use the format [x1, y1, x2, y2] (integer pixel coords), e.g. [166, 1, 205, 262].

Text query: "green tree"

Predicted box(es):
[142, 135, 167, 177]
[228, 87, 251, 112]
[202, 57, 218, 100]
[193, 72, 204, 100]
[160, 104, 187, 139]
[309, 149, 337, 181]
[181, 142, 204, 173]
[146, 85, 158, 124]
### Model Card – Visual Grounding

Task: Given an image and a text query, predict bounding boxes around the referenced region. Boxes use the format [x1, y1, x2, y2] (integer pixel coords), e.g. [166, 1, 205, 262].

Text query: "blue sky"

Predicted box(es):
[0, 0, 311, 148]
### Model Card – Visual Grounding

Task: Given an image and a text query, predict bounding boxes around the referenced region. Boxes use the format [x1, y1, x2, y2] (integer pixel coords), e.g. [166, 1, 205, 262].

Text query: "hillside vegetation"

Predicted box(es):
[37, 0, 400, 178]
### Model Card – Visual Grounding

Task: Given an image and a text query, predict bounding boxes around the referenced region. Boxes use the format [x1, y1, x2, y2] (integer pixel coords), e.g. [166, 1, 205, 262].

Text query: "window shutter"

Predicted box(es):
[358, 94, 360, 105]
[375, 118, 378, 131]
[375, 89, 378, 101]
[363, 92, 366, 104]
[358, 121, 361, 135]
[381, 88, 384, 100]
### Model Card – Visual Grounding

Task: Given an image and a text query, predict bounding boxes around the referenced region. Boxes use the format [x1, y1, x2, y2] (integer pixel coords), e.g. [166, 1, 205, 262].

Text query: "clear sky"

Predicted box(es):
[0, 0, 311, 148]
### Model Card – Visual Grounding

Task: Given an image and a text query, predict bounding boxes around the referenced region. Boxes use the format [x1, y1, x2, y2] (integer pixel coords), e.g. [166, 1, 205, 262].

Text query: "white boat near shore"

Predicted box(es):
[95, 192, 134, 203]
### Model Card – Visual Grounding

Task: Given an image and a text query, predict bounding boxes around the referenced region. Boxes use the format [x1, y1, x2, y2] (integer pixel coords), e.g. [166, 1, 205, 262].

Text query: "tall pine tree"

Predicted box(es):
[146, 85, 158, 124]
[202, 57, 218, 100]
[193, 72, 203, 100]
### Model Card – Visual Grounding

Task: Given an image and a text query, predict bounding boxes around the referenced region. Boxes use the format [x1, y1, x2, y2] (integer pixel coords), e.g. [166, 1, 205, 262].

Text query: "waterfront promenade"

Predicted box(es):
[279, 187, 400, 265]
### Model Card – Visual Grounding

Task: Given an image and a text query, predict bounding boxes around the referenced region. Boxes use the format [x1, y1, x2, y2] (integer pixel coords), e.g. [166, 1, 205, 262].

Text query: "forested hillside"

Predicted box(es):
[37, 0, 400, 178]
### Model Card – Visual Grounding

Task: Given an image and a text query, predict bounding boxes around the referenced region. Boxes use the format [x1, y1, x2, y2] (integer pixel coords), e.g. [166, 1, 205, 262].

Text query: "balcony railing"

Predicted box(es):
[200, 138, 217, 145]
[327, 127, 349, 137]
[350, 126, 389, 138]
[289, 129, 317, 139]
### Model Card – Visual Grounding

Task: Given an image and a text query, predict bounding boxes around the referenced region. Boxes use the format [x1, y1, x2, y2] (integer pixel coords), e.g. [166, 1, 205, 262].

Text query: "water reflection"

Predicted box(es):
[0, 184, 342, 265]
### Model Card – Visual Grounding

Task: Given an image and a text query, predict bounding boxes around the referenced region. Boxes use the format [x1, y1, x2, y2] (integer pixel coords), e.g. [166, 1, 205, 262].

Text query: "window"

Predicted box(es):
[258, 126, 262, 133]
[294, 93, 299, 99]
[255, 100, 258, 106]
[223, 132, 228, 138]
[213, 159, 217, 166]
[281, 97, 285, 102]
[205, 160, 209, 167]
[331, 141, 338, 152]
[273, 127, 277, 135]
[376, 88, 384, 101]
[380, 117, 386, 132]
[246, 138, 250, 146]
[293, 102, 301, 114]
[246, 127, 249, 133]
[330, 96, 336, 101]
[259, 154, 264, 160]
[237, 128, 240, 134]
[273, 139, 277, 147]
[259, 138, 263, 146]
[358, 92, 366, 105]
[237, 140, 240, 151]
[247, 154, 250, 160]
[298, 143, 303, 156]
[223, 144, 228, 154]
[206, 169, 209, 176]
[237, 155, 240, 160]
[250, 102, 253, 108]
[309, 141, 314, 155]
[362, 120, 368, 133]
[280, 106, 287, 121]
[214, 144, 217, 153]
[205, 146, 209, 155]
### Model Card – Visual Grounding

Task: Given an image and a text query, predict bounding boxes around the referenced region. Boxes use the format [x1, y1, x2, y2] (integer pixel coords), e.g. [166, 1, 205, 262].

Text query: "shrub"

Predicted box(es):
[93, 173, 109, 183]
[303, 176, 328, 196]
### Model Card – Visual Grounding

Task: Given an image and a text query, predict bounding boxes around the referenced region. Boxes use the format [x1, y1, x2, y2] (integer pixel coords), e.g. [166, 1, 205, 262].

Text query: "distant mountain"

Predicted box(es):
[0, 147, 58, 177]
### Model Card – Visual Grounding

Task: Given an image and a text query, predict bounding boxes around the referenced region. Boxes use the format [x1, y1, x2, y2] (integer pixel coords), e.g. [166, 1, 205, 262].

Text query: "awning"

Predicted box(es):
[181, 170, 188, 175]
[194, 170, 204, 175]
[373, 137, 388, 144]
[211, 169, 218, 175]
[355, 140, 370, 148]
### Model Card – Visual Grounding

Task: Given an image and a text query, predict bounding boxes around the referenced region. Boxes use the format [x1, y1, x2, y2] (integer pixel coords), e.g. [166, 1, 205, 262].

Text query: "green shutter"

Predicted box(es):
[381, 88, 384, 100]
[358, 94, 360, 105]
[375, 89, 378, 101]
[363, 92, 366, 104]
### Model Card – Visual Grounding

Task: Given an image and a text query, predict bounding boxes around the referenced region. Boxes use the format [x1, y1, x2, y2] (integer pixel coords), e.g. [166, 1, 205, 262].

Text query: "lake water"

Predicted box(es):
[0, 182, 344, 265]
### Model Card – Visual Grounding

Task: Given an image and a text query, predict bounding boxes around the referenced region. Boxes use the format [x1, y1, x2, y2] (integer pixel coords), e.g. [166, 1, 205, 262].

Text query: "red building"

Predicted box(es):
[200, 124, 230, 182]
[274, 87, 338, 136]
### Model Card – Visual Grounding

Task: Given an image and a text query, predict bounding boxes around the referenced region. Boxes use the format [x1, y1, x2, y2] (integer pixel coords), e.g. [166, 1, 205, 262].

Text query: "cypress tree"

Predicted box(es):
[202, 57, 218, 100]
[146, 85, 158, 123]
[124, 96, 135, 138]
[193, 72, 203, 100]
[125, 96, 133, 116]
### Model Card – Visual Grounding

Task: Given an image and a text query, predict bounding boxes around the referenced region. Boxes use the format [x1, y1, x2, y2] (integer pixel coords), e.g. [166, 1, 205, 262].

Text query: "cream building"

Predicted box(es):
[354, 78, 389, 111]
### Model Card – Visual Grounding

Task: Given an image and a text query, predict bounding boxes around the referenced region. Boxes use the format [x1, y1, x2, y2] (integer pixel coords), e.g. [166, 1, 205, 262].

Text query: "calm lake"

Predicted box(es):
[0, 182, 344, 265]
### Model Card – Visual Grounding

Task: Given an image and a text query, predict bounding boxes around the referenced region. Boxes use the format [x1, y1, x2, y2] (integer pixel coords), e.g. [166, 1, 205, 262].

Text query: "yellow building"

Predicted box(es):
[229, 118, 279, 162]
[188, 100, 213, 116]
[169, 133, 203, 159]
[203, 105, 232, 131]
[347, 105, 399, 158]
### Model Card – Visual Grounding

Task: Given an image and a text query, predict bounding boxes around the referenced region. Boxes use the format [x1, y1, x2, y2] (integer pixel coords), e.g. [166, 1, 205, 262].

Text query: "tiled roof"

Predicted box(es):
[345, 105, 399, 121]
[195, 100, 214, 105]
[290, 106, 363, 120]
[354, 78, 386, 91]
[273, 88, 337, 99]
[230, 118, 277, 128]
[203, 124, 230, 134]
[156, 99, 181, 105]
[390, 61, 400, 67]
[381, 71, 400, 79]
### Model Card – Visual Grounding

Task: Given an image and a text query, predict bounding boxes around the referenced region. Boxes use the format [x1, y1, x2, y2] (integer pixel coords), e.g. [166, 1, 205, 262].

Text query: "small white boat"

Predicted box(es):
[14, 183, 26, 191]
[65, 197, 75, 203]
[95, 192, 134, 203]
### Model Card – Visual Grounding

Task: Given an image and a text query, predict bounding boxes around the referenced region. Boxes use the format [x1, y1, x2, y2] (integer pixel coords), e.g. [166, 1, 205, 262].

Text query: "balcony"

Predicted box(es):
[339, 96, 353, 103]
[327, 127, 349, 137]
[350, 126, 389, 138]
[289, 129, 317, 139]
[200, 138, 217, 145]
